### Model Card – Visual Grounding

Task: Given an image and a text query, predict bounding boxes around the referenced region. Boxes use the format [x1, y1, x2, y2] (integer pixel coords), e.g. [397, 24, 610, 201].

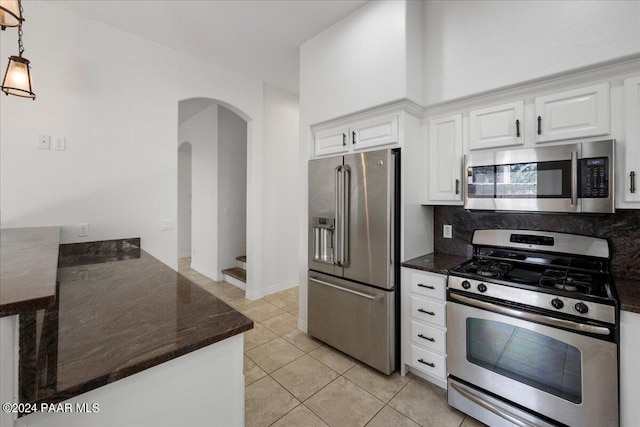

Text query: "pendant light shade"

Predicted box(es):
[0, 0, 22, 28]
[1, 54, 34, 99]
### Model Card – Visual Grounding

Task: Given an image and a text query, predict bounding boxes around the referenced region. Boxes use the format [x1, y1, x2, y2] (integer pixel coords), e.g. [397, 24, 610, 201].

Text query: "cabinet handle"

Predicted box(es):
[342, 133, 346, 146]
[515, 119, 520, 137]
[537, 116, 542, 135]
[418, 308, 435, 316]
[631, 171, 636, 194]
[418, 334, 435, 342]
[455, 179, 460, 195]
[352, 131, 356, 145]
[417, 283, 435, 290]
[418, 359, 435, 368]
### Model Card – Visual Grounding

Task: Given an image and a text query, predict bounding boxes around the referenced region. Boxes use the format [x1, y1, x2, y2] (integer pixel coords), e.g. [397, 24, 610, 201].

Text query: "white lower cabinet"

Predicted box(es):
[401, 267, 447, 389]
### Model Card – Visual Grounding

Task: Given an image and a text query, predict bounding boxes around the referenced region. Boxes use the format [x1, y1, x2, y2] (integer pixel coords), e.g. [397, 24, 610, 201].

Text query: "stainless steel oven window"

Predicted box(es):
[467, 318, 582, 404]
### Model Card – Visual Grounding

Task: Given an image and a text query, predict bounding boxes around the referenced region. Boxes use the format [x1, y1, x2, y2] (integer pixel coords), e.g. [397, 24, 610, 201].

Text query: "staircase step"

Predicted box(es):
[222, 267, 246, 283]
[236, 255, 246, 262]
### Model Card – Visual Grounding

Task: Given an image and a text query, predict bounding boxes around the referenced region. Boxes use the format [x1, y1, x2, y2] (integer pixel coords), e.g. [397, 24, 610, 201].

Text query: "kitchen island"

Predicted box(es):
[0, 228, 253, 427]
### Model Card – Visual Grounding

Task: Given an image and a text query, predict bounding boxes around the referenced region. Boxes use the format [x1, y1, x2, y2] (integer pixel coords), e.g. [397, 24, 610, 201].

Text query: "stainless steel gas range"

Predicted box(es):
[447, 229, 620, 427]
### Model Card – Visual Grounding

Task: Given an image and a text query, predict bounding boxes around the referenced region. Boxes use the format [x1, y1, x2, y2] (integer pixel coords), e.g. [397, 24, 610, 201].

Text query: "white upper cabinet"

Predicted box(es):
[534, 83, 610, 143]
[313, 113, 399, 158]
[314, 126, 350, 157]
[469, 101, 524, 150]
[351, 114, 399, 151]
[623, 76, 640, 204]
[423, 114, 463, 203]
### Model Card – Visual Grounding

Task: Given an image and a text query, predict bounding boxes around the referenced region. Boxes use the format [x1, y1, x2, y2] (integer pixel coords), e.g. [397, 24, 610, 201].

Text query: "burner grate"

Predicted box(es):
[539, 269, 594, 294]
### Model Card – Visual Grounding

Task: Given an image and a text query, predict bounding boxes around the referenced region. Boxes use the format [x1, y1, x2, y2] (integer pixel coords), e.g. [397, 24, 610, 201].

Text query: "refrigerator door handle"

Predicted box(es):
[309, 277, 382, 301]
[335, 165, 343, 266]
[342, 165, 351, 267]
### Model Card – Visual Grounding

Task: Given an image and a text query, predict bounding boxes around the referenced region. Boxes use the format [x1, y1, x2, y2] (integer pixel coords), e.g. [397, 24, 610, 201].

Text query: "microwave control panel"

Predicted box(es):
[581, 158, 608, 198]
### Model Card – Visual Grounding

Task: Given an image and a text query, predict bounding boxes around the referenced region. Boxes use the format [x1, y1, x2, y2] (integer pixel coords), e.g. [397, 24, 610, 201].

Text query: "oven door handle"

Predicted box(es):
[449, 293, 611, 336]
[450, 382, 538, 427]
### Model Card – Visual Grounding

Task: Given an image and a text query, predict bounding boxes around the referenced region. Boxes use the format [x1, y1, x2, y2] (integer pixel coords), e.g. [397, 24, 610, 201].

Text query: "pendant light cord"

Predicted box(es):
[17, 1, 24, 56]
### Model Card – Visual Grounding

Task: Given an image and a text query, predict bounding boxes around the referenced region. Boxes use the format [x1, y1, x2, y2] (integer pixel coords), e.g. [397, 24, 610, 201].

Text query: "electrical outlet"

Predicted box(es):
[78, 223, 89, 237]
[38, 135, 51, 150]
[54, 136, 66, 151]
[443, 224, 453, 239]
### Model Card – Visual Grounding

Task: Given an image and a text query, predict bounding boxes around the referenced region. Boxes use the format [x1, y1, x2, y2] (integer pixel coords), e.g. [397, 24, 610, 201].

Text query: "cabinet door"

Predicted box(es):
[426, 114, 463, 203]
[469, 101, 524, 150]
[534, 83, 610, 143]
[314, 126, 349, 157]
[351, 114, 398, 151]
[624, 76, 640, 203]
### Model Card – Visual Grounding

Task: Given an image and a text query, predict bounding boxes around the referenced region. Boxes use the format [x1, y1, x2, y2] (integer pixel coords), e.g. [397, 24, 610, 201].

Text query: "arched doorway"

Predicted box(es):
[177, 98, 248, 289]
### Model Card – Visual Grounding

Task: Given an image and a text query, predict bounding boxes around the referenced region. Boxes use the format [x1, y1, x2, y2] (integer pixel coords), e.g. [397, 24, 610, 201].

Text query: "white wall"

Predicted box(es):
[255, 85, 300, 299]
[423, 0, 640, 105]
[179, 105, 219, 278]
[0, 2, 265, 279]
[217, 106, 247, 275]
[300, 0, 410, 126]
[177, 142, 192, 258]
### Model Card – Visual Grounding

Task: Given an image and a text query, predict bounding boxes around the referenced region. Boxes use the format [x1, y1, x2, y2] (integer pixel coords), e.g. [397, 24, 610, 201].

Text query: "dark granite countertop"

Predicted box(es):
[19, 250, 253, 406]
[402, 252, 640, 314]
[401, 252, 469, 275]
[615, 278, 640, 314]
[1, 227, 60, 317]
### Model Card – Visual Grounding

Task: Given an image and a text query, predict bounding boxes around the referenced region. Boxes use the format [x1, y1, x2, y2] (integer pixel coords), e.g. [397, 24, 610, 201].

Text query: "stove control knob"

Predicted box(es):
[551, 298, 564, 309]
[461, 280, 471, 290]
[477, 283, 487, 293]
[574, 302, 589, 314]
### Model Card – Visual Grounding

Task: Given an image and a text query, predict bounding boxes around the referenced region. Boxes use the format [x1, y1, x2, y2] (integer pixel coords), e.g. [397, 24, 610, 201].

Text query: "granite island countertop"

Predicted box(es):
[402, 252, 640, 314]
[0, 227, 60, 317]
[19, 249, 253, 406]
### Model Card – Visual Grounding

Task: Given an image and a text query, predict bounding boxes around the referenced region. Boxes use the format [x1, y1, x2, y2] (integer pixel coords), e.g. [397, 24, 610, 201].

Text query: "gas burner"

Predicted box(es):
[465, 260, 512, 279]
[539, 269, 593, 294]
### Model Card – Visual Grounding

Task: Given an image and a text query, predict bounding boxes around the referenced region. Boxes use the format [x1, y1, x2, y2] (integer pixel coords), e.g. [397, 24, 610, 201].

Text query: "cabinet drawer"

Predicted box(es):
[411, 296, 446, 327]
[410, 271, 446, 300]
[411, 320, 446, 353]
[411, 345, 446, 379]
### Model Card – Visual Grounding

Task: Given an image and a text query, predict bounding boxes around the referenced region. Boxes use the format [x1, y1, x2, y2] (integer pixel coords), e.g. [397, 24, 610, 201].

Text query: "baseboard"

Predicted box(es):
[245, 278, 297, 300]
[190, 263, 219, 282]
[222, 274, 246, 290]
[297, 318, 308, 334]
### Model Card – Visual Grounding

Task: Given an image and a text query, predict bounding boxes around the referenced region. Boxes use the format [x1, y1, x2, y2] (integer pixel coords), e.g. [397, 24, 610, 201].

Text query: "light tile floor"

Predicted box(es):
[178, 258, 486, 427]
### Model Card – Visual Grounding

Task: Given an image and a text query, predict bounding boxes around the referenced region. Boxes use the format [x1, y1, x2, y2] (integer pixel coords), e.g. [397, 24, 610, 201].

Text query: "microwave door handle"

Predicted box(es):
[571, 151, 578, 206]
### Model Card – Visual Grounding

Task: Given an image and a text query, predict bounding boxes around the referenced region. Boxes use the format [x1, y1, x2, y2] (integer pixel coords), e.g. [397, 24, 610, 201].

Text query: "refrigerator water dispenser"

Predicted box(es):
[312, 217, 335, 264]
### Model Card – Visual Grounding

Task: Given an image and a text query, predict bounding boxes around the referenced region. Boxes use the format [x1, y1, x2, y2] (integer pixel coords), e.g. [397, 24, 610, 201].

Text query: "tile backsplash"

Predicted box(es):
[434, 207, 640, 280]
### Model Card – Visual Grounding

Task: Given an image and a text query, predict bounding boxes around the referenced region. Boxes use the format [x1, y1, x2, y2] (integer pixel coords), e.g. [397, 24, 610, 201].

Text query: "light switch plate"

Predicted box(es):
[443, 224, 453, 239]
[78, 223, 89, 237]
[161, 218, 174, 231]
[54, 136, 66, 151]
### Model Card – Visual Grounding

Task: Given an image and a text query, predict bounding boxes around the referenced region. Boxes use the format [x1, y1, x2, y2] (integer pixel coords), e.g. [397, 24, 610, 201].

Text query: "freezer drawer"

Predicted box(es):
[308, 271, 395, 375]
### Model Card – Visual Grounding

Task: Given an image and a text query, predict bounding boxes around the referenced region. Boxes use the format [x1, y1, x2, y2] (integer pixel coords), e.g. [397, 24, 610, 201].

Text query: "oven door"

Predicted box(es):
[447, 294, 618, 427]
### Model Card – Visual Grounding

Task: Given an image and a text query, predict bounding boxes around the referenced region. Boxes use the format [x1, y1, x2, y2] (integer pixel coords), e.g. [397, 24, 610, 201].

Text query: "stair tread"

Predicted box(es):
[222, 267, 246, 282]
[236, 255, 246, 262]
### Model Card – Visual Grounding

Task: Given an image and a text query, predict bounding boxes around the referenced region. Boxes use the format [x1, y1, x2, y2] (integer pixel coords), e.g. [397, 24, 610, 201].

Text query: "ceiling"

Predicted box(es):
[49, 0, 368, 95]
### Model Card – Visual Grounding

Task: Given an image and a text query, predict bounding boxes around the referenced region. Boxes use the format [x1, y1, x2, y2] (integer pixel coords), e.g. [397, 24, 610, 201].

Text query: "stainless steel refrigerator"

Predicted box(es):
[308, 148, 399, 375]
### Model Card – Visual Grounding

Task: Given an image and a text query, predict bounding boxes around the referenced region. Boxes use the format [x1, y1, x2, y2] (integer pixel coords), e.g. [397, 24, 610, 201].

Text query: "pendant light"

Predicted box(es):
[0, 0, 21, 29]
[1, 0, 35, 99]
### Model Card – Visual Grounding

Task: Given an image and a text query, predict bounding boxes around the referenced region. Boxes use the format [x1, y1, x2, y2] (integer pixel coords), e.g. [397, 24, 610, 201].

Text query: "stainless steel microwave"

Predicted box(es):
[464, 139, 615, 213]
